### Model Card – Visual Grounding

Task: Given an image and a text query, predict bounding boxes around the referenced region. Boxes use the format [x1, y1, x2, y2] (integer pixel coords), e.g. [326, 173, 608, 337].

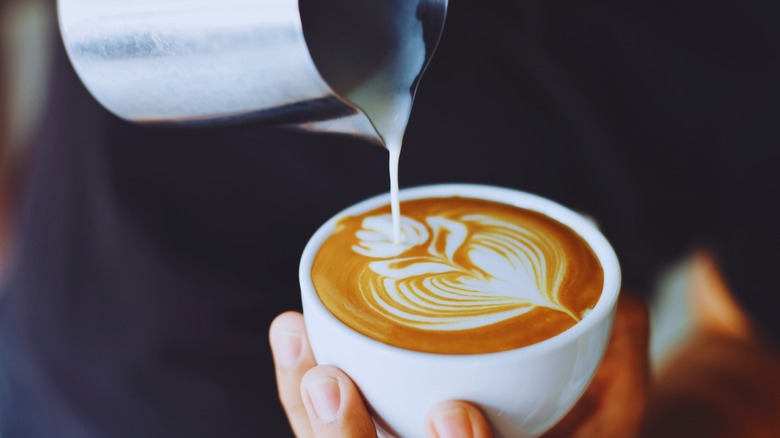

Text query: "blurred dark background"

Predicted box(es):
[1, 0, 779, 436]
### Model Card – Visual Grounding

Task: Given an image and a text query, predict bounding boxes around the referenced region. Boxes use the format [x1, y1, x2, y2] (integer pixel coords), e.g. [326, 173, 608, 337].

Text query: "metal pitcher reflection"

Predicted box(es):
[57, 0, 448, 146]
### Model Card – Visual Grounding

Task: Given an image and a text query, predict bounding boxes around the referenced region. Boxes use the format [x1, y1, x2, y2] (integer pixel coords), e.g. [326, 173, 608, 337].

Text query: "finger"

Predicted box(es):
[426, 400, 493, 438]
[610, 291, 651, 365]
[300, 365, 376, 438]
[270, 311, 318, 438]
[544, 291, 650, 438]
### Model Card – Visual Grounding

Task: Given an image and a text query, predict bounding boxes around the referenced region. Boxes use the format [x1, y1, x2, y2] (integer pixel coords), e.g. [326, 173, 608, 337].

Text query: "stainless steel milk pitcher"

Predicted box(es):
[57, 0, 448, 145]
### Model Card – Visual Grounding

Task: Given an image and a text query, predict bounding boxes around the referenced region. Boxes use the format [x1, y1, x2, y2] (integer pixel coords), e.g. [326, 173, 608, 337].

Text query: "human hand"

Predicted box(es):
[269, 311, 492, 437]
[269, 292, 649, 437]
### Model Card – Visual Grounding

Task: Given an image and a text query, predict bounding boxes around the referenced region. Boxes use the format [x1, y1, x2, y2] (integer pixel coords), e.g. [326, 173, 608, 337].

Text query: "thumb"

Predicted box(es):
[300, 365, 376, 438]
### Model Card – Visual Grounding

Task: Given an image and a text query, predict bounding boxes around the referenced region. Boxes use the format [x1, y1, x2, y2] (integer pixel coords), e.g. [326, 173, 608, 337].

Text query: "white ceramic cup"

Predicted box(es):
[299, 184, 621, 437]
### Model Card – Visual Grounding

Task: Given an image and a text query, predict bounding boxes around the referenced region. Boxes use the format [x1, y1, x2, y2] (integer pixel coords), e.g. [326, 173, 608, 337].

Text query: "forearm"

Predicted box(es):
[642, 334, 780, 437]
[643, 254, 780, 436]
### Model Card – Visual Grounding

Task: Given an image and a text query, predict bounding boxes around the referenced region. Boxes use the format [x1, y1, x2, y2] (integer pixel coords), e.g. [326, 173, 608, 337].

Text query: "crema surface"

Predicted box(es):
[312, 197, 604, 354]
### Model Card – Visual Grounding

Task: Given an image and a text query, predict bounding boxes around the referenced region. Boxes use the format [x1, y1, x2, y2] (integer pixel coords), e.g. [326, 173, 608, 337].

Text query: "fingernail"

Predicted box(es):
[306, 377, 341, 423]
[273, 330, 302, 368]
[432, 407, 473, 438]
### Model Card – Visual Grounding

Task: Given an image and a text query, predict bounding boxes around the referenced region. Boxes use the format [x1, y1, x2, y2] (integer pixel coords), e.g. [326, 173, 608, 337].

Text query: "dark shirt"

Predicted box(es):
[2, 1, 779, 436]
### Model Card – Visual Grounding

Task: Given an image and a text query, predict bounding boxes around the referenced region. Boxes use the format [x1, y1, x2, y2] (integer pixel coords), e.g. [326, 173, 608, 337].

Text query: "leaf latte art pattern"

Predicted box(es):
[312, 197, 603, 354]
[355, 213, 578, 330]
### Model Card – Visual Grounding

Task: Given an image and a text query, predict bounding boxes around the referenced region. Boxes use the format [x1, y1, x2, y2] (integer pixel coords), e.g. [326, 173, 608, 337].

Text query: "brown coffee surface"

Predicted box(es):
[311, 197, 603, 354]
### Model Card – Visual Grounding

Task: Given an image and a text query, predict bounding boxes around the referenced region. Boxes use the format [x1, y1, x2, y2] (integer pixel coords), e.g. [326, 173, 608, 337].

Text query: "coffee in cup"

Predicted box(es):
[312, 196, 603, 354]
[300, 184, 621, 437]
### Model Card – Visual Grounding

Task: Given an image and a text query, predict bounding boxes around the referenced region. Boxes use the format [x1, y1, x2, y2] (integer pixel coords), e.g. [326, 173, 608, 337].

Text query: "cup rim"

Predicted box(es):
[299, 183, 621, 361]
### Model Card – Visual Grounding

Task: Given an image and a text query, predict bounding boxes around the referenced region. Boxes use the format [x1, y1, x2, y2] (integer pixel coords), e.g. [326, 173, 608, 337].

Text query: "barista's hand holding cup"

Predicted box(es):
[299, 184, 621, 437]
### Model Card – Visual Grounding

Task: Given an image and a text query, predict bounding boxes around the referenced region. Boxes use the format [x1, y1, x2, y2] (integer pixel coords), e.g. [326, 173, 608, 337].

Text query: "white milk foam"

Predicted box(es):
[351, 213, 579, 330]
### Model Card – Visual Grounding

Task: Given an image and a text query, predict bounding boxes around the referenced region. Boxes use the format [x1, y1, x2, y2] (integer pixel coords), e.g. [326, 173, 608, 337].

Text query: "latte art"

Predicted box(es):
[356, 213, 578, 330]
[312, 197, 603, 354]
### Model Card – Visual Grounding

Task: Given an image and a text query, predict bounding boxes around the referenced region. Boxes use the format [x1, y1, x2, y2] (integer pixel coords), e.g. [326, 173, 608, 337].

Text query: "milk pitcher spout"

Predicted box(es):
[57, 0, 448, 146]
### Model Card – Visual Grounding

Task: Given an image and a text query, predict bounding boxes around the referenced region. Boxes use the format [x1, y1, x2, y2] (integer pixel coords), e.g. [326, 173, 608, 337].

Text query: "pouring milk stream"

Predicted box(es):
[301, 0, 432, 244]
